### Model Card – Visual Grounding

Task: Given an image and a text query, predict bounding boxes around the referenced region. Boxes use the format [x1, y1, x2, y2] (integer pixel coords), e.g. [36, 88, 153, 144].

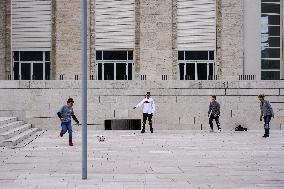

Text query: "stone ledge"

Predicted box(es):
[1, 80, 284, 89]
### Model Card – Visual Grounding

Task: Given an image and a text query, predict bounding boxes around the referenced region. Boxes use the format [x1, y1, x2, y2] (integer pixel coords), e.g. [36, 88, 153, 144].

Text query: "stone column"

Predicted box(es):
[0, 0, 6, 80]
[134, 0, 141, 80]
[5, 0, 11, 80]
[216, 0, 244, 80]
[172, 0, 178, 80]
[138, 0, 175, 80]
[53, 0, 94, 80]
[1, 0, 11, 80]
[51, 0, 57, 80]
[89, 0, 96, 78]
[54, 0, 82, 80]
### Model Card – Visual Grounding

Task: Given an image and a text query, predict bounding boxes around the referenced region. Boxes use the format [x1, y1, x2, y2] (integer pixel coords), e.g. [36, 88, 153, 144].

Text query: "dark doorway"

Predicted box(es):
[104, 63, 114, 80]
[116, 63, 127, 80]
[21, 63, 31, 80]
[33, 63, 43, 80]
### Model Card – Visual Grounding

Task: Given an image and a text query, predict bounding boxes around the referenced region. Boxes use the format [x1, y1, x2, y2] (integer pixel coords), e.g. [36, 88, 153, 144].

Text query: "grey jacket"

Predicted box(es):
[58, 105, 74, 122]
[260, 100, 274, 117]
[208, 101, 220, 115]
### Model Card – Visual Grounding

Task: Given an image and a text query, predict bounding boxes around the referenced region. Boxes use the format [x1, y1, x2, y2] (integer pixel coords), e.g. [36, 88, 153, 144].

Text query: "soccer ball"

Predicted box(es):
[97, 135, 105, 142]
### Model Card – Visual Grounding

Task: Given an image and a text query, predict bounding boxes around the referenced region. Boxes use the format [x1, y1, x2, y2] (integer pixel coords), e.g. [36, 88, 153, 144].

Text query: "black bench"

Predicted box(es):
[105, 119, 141, 130]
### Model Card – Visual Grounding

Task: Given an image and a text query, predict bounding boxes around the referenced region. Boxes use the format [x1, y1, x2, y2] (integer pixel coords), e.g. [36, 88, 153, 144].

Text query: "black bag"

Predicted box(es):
[235, 125, 247, 131]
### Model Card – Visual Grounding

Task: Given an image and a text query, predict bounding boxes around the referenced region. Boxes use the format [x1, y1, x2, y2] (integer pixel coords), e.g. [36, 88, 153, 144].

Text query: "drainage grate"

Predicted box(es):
[105, 119, 141, 130]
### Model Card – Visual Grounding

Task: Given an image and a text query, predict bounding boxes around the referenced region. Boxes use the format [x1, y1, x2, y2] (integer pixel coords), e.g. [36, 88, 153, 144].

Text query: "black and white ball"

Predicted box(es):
[97, 135, 105, 142]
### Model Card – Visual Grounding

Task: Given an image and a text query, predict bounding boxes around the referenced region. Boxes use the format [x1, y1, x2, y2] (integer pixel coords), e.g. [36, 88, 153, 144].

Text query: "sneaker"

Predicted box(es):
[218, 127, 222, 132]
[141, 129, 145, 133]
[69, 139, 74, 146]
[150, 129, 153, 133]
[60, 132, 63, 137]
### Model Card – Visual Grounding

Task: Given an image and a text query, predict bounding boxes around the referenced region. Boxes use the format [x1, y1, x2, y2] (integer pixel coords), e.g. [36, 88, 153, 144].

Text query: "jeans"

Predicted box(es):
[61, 121, 72, 139]
[263, 115, 271, 130]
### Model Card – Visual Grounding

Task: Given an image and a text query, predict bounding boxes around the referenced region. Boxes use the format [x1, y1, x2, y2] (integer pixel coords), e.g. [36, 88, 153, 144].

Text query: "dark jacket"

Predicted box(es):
[208, 101, 220, 115]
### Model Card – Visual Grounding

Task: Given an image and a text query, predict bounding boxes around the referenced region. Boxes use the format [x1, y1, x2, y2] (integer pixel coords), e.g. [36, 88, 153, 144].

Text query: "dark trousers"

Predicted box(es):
[209, 113, 220, 130]
[142, 113, 153, 130]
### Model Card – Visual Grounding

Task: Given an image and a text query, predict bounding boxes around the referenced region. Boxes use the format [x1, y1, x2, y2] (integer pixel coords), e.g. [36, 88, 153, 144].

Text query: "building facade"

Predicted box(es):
[0, 0, 283, 81]
[0, 0, 283, 130]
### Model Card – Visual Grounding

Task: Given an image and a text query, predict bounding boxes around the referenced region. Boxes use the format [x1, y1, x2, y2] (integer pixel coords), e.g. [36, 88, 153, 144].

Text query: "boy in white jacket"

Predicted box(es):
[133, 92, 156, 133]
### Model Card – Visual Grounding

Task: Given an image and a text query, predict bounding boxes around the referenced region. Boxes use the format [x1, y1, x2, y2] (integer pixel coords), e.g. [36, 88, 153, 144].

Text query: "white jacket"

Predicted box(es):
[135, 97, 156, 114]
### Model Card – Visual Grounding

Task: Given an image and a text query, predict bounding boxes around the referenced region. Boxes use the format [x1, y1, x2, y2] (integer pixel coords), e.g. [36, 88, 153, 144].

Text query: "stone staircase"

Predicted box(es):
[0, 117, 45, 148]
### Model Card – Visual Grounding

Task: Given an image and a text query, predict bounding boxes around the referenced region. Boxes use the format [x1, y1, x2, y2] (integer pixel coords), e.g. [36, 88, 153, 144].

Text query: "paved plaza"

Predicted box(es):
[0, 129, 284, 189]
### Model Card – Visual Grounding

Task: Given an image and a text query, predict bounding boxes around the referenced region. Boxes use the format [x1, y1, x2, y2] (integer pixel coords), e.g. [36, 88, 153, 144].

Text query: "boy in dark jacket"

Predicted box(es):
[208, 95, 221, 132]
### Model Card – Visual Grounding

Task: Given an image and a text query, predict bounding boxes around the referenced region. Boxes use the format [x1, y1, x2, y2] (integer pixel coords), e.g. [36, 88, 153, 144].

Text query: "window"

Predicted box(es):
[13, 51, 50, 80]
[261, 0, 281, 80]
[96, 51, 133, 80]
[178, 51, 215, 80]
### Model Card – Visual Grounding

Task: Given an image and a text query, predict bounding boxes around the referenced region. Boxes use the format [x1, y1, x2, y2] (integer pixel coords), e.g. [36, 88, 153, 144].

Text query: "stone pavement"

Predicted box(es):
[0, 129, 284, 189]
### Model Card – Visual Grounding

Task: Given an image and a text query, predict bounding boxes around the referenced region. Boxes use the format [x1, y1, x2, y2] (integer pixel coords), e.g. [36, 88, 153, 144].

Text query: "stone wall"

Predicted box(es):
[216, 0, 244, 80]
[0, 81, 283, 131]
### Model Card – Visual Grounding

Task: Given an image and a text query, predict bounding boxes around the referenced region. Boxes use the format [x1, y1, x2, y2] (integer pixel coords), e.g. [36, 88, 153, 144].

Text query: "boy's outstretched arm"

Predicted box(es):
[72, 115, 79, 124]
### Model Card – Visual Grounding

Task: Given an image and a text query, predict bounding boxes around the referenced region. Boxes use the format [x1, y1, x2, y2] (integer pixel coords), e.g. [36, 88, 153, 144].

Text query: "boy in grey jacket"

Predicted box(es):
[208, 95, 221, 132]
[258, 94, 274, 138]
[57, 98, 79, 146]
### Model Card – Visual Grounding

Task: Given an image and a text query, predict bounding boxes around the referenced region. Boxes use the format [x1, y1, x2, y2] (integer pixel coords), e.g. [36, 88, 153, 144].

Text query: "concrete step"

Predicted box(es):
[0, 117, 17, 126]
[11, 130, 46, 149]
[0, 124, 31, 140]
[2, 128, 39, 147]
[0, 121, 25, 133]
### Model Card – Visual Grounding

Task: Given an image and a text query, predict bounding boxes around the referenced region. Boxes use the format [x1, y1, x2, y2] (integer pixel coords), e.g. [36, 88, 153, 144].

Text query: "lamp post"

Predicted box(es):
[81, 0, 88, 180]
